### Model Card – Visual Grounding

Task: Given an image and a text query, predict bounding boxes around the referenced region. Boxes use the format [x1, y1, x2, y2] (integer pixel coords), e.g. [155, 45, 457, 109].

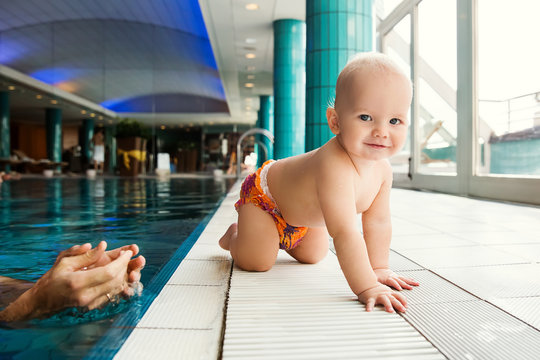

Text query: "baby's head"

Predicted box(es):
[328, 52, 413, 160]
[333, 52, 412, 113]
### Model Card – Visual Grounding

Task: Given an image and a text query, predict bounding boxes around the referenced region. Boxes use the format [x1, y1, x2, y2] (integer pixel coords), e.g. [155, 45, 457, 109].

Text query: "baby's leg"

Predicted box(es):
[219, 203, 279, 272]
[286, 227, 329, 264]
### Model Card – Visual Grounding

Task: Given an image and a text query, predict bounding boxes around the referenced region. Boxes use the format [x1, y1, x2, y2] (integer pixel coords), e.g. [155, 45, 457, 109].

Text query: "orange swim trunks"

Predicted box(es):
[235, 160, 308, 250]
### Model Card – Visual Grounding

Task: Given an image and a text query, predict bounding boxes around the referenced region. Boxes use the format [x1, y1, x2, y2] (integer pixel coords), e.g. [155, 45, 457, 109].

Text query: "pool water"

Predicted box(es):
[0, 176, 234, 359]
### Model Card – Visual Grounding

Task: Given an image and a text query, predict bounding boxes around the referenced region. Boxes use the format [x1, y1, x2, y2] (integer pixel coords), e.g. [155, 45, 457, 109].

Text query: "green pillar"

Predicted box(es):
[0, 92, 10, 170]
[273, 19, 306, 159]
[82, 119, 94, 165]
[46, 108, 62, 171]
[305, 0, 373, 151]
[257, 95, 274, 167]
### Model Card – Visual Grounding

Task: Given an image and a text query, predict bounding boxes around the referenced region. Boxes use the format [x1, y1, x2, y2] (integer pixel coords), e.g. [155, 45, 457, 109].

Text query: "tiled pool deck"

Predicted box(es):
[115, 181, 540, 359]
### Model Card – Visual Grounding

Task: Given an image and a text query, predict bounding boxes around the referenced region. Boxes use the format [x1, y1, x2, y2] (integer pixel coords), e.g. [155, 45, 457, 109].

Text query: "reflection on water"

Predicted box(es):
[0, 176, 234, 359]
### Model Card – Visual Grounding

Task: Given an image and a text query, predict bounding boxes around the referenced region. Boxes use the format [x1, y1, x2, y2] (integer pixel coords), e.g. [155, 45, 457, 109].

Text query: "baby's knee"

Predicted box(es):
[235, 259, 273, 272]
[295, 247, 328, 265]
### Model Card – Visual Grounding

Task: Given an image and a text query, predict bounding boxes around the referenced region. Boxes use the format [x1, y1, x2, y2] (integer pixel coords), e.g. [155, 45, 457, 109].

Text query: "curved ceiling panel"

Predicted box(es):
[103, 93, 229, 113]
[0, 0, 226, 116]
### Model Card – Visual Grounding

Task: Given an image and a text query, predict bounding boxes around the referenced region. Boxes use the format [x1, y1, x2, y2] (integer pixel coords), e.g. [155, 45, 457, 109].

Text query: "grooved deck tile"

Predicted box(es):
[402, 301, 540, 360]
[395, 270, 477, 304]
[434, 264, 540, 299]
[490, 297, 540, 330]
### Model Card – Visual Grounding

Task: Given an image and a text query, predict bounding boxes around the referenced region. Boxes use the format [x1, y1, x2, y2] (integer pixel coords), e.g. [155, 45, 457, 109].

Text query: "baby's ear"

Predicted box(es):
[326, 108, 340, 134]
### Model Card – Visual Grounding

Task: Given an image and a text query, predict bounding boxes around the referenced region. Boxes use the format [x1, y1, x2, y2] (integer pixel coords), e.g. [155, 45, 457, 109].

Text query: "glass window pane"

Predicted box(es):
[383, 15, 411, 176]
[375, 0, 404, 20]
[417, 0, 457, 175]
[477, 0, 540, 176]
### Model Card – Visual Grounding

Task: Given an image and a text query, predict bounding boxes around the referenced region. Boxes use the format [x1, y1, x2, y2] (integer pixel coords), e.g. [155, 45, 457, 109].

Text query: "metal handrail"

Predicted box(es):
[236, 128, 274, 178]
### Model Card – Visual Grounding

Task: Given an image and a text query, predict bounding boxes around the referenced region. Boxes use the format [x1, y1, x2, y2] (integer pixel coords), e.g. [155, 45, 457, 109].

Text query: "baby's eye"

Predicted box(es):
[389, 118, 402, 125]
[359, 114, 372, 121]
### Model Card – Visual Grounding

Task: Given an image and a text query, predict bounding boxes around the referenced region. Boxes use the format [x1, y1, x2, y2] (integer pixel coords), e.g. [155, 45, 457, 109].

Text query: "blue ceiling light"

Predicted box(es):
[30, 68, 82, 86]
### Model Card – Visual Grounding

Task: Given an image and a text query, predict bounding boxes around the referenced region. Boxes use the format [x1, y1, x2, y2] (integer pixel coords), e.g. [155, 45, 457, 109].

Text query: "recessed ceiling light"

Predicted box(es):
[81, 110, 87, 114]
[51, 99, 58, 104]
[246, 66, 256, 71]
[90, 113, 96, 117]
[8, 85, 15, 90]
[245, 53, 256, 59]
[247, 74, 255, 80]
[160, 125, 165, 130]
[245, 83, 254, 88]
[108, 120, 113, 124]
[36, 94, 42, 99]
[245, 98, 253, 103]
[245, 38, 257, 44]
[98, 116, 103, 120]
[246, 106, 252, 110]
[245, 3, 259, 10]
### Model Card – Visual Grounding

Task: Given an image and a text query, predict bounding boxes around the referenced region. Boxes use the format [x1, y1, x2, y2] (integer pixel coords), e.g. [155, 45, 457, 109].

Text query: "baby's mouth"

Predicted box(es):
[365, 143, 389, 149]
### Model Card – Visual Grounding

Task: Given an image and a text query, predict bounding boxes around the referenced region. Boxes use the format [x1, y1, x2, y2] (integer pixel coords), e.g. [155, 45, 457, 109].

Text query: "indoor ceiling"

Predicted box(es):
[0, 0, 305, 127]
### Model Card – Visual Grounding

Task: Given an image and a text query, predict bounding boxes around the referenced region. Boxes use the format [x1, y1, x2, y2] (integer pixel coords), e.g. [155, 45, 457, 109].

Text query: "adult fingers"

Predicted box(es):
[127, 255, 145, 273]
[81, 250, 133, 288]
[61, 241, 107, 270]
[55, 243, 92, 265]
[106, 244, 139, 260]
[127, 255, 146, 283]
[75, 251, 133, 308]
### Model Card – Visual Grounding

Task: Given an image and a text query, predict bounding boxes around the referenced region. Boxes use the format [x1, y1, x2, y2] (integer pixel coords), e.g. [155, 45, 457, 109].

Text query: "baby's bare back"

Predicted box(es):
[267, 138, 387, 228]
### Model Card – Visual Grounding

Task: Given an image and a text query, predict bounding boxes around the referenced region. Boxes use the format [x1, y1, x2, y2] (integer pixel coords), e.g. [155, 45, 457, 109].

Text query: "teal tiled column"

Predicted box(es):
[306, 0, 373, 150]
[82, 119, 94, 166]
[0, 92, 10, 170]
[46, 108, 62, 171]
[273, 19, 306, 159]
[257, 95, 274, 167]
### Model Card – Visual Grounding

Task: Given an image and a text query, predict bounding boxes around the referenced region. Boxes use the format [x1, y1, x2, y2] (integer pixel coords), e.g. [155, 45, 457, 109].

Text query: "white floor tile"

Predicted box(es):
[396, 245, 527, 268]
[114, 329, 219, 360]
[391, 233, 476, 250]
[138, 285, 227, 329]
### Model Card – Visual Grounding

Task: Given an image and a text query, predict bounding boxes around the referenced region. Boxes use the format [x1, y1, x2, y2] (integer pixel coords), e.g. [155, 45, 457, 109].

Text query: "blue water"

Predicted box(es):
[0, 177, 234, 359]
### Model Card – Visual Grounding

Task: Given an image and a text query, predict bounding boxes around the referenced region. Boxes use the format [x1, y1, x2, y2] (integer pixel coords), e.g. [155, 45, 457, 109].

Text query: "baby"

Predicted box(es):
[220, 52, 419, 313]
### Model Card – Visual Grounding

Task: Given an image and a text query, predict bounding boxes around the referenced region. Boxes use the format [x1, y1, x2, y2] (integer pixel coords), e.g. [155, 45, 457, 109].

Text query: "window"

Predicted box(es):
[476, 0, 540, 177]
[417, 0, 457, 175]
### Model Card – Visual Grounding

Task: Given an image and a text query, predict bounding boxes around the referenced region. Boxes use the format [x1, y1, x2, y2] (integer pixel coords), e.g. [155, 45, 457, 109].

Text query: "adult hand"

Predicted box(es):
[90, 243, 146, 297]
[0, 241, 136, 322]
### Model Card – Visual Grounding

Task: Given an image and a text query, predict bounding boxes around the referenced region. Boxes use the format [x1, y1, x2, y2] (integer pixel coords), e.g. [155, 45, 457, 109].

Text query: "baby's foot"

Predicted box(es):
[219, 223, 238, 250]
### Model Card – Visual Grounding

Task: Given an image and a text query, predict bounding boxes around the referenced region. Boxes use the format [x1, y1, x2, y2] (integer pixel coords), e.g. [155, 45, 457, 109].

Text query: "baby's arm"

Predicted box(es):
[363, 166, 419, 290]
[316, 158, 406, 313]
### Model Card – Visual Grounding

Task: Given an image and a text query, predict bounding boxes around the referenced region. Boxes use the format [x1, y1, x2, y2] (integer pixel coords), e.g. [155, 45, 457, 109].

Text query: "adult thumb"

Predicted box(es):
[64, 241, 107, 270]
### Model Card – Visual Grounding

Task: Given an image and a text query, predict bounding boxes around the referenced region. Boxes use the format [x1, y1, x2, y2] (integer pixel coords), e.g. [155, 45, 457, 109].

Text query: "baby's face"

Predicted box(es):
[334, 70, 412, 161]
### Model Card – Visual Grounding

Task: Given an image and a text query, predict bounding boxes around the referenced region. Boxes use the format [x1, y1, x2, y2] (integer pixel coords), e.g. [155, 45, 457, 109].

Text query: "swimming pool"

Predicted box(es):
[0, 176, 234, 359]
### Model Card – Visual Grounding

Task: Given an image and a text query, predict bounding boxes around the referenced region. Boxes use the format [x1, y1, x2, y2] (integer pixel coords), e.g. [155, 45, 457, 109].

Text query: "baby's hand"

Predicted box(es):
[357, 283, 407, 313]
[374, 268, 419, 291]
